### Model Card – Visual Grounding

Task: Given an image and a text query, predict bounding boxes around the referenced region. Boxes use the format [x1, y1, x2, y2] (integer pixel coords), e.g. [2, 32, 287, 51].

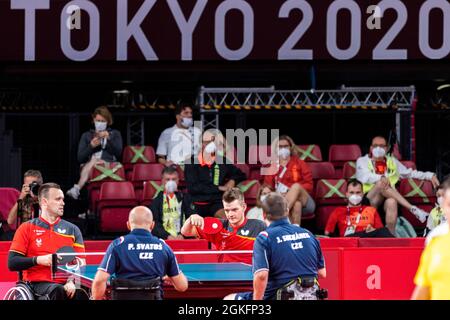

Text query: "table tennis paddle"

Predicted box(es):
[56, 246, 77, 265]
[202, 217, 223, 235]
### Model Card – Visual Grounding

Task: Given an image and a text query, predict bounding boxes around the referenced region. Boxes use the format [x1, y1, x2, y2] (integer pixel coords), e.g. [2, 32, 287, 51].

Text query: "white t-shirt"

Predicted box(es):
[246, 207, 265, 221]
[156, 125, 201, 165]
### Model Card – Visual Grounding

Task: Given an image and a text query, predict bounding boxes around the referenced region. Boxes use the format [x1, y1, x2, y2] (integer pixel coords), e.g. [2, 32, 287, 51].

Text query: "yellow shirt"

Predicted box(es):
[414, 227, 450, 299]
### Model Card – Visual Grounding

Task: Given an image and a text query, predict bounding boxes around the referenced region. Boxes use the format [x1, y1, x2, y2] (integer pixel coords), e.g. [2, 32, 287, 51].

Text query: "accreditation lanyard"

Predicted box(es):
[275, 165, 287, 188]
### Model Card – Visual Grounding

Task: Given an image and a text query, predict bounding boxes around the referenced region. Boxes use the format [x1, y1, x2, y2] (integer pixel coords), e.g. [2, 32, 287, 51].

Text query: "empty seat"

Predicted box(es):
[140, 180, 164, 206]
[314, 179, 348, 231]
[131, 163, 165, 201]
[308, 162, 336, 180]
[297, 144, 322, 162]
[248, 145, 272, 182]
[342, 161, 357, 179]
[87, 162, 126, 214]
[122, 145, 156, 180]
[328, 144, 362, 178]
[0, 187, 20, 230]
[97, 181, 138, 232]
[234, 163, 250, 178]
[399, 178, 436, 227]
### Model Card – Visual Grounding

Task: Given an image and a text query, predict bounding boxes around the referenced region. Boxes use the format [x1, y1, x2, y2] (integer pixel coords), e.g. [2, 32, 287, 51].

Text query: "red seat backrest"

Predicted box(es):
[297, 144, 323, 162]
[0, 188, 20, 230]
[400, 161, 417, 170]
[122, 145, 156, 164]
[248, 145, 272, 166]
[399, 179, 435, 204]
[308, 162, 336, 180]
[89, 162, 125, 185]
[342, 161, 357, 179]
[141, 180, 163, 203]
[328, 144, 362, 162]
[131, 163, 165, 182]
[235, 163, 250, 178]
[315, 179, 348, 204]
[99, 182, 136, 200]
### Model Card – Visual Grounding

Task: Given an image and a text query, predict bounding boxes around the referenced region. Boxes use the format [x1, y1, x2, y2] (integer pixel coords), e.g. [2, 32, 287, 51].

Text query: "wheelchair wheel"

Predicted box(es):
[3, 282, 35, 300]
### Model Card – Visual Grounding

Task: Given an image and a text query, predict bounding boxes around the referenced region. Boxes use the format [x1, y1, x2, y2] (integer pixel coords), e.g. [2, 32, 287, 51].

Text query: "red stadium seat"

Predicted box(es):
[0, 188, 20, 230]
[391, 144, 402, 160]
[87, 162, 126, 214]
[140, 180, 164, 206]
[314, 179, 347, 231]
[399, 178, 436, 228]
[342, 161, 357, 179]
[131, 163, 165, 201]
[237, 180, 260, 207]
[328, 144, 362, 178]
[308, 162, 336, 180]
[97, 181, 138, 232]
[248, 145, 272, 182]
[234, 163, 250, 178]
[122, 145, 156, 180]
[400, 160, 417, 170]
[297, 144, 322, 162]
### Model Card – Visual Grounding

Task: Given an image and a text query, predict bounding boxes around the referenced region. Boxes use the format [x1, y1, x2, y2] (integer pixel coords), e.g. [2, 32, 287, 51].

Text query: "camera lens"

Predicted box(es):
[29, 182, 40, 196]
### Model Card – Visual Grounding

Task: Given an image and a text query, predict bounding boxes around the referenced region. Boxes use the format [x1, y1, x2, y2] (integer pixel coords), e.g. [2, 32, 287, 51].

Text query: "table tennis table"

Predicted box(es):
[58, 263, 253, 299]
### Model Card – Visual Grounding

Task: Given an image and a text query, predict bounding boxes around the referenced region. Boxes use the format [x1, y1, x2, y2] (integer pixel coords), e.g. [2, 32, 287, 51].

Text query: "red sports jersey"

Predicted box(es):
[9, 216, 85, 283]
[196, 218, 266, 264]
[325, 206, 384, 237]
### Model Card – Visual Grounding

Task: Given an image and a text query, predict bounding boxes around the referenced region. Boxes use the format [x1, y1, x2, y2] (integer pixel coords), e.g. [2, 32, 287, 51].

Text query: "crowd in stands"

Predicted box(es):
[1, 104, 446, 241]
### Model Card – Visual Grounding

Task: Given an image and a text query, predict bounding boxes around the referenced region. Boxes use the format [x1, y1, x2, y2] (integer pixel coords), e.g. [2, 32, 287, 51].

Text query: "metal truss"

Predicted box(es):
[198, 86, 416, 115]
[127, 117, 145, 146]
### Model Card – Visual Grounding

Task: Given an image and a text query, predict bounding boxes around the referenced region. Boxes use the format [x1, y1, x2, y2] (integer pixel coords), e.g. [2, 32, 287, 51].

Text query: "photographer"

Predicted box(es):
[66, 106, 123, 200]
[3, 170, 43, 240]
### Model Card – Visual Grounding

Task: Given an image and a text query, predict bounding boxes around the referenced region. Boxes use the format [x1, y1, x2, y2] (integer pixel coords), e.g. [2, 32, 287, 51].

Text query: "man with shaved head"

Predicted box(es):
[91, 206, 188, 300]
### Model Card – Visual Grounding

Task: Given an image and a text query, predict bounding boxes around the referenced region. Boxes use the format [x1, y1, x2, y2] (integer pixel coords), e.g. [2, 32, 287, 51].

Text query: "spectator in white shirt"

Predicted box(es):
[356, 136, 439, 235]
[156, 104, 201, 167]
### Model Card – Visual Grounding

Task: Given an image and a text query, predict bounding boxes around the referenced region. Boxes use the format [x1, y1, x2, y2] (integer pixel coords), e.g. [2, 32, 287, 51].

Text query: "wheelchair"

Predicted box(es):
[111, 277, 162, 300]
[4, 281, 39, 300]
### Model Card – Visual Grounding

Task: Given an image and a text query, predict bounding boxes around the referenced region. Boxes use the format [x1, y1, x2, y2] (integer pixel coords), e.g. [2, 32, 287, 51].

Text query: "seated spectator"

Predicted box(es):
[66, 106, 123, 199]
[325, 179, 393, 238]
[149, 166, 193, 240]
[356, 136, 439, 234]
[156, 104, 201, 167]
[246, 184, 274, 221]
[184, 130, 246, 218]
[181, 188, 266, 264]
[425, 184, 446, 236]
[2, 170, 43, 240]
[263, 135, 315, 226]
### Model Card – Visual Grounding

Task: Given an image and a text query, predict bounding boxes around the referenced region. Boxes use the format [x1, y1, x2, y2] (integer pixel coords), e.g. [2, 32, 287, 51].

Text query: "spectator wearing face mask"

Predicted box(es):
[356, 136, 439, 235]
[184, 130, 246, 218]
[66, 106, 123, 199]
[325, 179, 393, 238]
[149, 166, 193, 240]
[246, 184, 274, 221]
[156, 104, 201, 168]
[424, 185, 447, 236]
[263, 135, 315, 226]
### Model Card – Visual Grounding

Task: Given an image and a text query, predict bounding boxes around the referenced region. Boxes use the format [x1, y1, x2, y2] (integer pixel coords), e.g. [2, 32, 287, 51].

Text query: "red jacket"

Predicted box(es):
[263, 155, 313, 194]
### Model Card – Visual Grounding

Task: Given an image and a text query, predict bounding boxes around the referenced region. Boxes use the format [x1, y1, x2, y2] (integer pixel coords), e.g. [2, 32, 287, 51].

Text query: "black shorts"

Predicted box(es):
[192, 200, 223, 217]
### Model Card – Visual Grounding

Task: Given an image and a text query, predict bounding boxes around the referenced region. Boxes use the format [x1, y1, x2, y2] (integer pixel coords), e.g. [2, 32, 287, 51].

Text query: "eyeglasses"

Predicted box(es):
[279, 144, 290, 148]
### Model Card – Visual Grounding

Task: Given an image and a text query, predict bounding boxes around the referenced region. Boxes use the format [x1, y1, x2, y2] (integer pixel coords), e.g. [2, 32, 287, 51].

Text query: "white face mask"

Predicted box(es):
[165, 180, 177, 194]
[260, 195, 267, 203]
[372, 146, 386, 158]
[437, 196, 444, 207]
[278, 148, 291, 159]
[348, 194, 363, 206]
[94, 121, 107, 132]
[181, 117, 193, 128]
[204, 142, 216, 154]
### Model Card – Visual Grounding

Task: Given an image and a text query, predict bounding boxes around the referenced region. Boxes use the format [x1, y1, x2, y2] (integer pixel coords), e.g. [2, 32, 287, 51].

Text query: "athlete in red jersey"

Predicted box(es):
[8, 183, 87, 300]
[181, 188, 266, 264]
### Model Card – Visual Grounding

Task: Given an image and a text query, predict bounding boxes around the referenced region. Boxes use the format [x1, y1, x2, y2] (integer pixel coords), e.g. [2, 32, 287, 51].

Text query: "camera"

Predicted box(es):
[29, 182, 40, 197]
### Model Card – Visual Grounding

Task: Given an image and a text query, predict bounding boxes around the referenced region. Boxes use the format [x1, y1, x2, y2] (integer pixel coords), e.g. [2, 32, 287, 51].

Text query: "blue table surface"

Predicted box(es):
[58, 263, 253, 282]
